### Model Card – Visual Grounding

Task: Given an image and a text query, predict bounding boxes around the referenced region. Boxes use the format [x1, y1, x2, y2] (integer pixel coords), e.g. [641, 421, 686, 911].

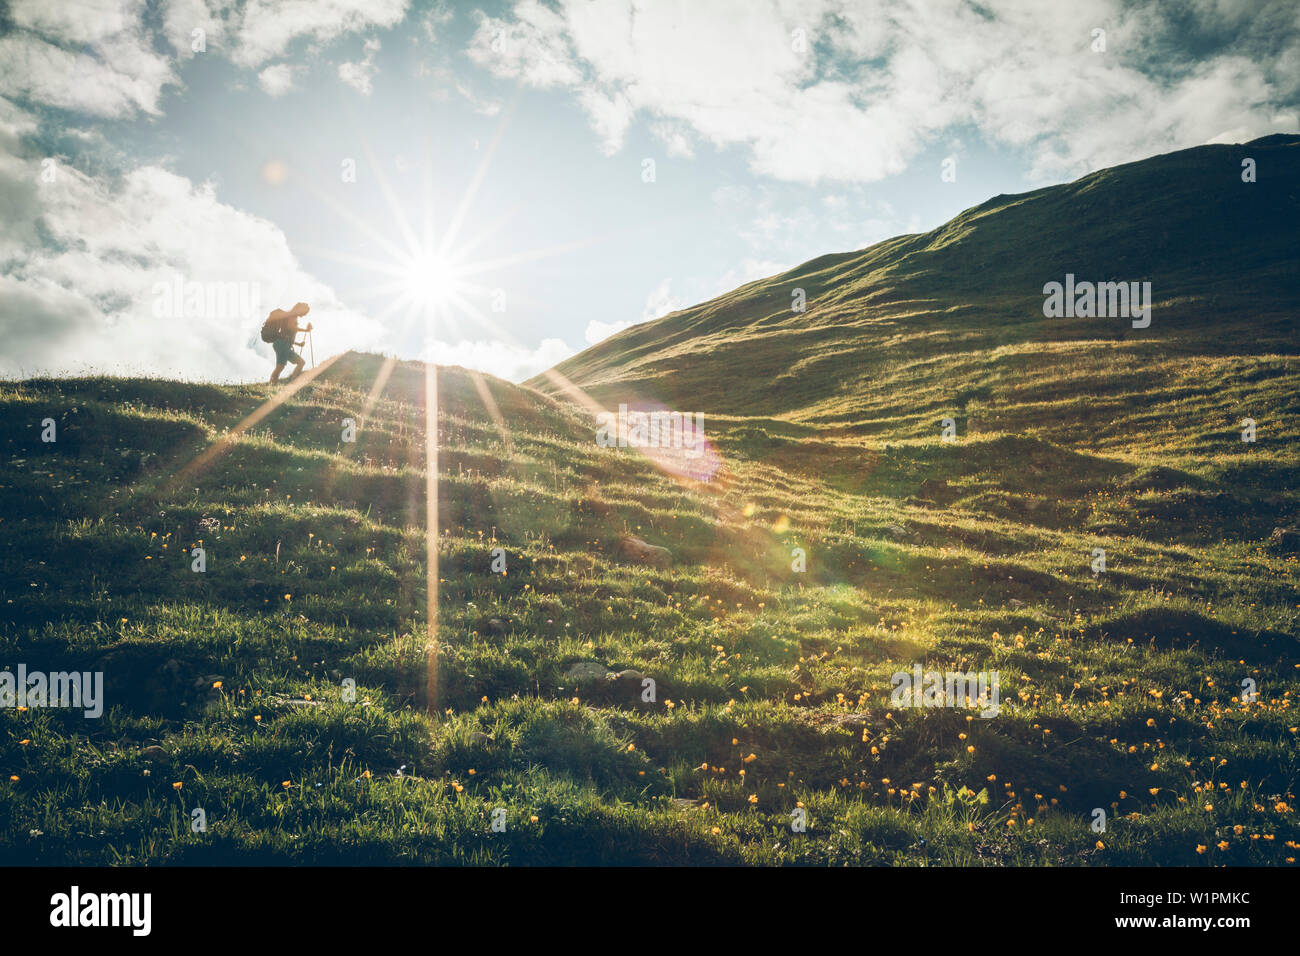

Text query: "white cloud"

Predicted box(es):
[465, 0, 1300, 184]
[9, 0, 142, 44]
[418, 1, 455, 42]
[578, 88, 633, 155]
[258, 63, 298, 96]
[420, 336, 575, 381]
[0, 139, 381, 381]
[228, 0, 408, 68]
[156, 0, 409, 71]
[161, 0, 230, 61]
[650, 121, 695, 158]
[0, 0, 411, 118]
[465, 1, 584, 88]
[0, 96, 38, 150]
[641, 278, 682, 321]
[337, 60, 373, 94]
[582, 277, 682, 345]
[583, 319, 630, 345]
[0, 0, 177, 118]
[338, 37, 382, 94]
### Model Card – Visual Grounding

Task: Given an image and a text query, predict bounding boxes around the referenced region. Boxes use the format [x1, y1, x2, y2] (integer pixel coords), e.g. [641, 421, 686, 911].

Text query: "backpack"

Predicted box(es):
[260, 314, 284, 343]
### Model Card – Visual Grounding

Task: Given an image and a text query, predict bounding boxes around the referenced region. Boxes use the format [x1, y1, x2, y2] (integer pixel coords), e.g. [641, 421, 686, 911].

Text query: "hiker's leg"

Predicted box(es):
[285, 356, 306, 383]
[271, 338, 296, 380]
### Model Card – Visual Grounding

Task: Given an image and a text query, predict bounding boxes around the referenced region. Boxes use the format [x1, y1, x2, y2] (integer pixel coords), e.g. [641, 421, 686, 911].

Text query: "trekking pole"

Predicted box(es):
[309, 328, 315, 368]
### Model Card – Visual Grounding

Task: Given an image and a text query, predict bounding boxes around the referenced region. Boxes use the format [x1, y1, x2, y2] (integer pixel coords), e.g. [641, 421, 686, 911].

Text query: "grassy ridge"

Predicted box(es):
[1, 342, 1297, 864]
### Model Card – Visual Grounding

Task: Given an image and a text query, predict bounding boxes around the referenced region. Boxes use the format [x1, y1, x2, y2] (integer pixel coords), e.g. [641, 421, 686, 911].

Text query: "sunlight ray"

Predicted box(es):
[424, 359, 440, 716]
[166, 354, 343, 493]
[456, 233, 612, 278]
[358, 134, 424, 261]
[437, 93, 517, 259]
[317, 354, 399, 501]
[295, 173, 413, 266]
[468, 368, 515, 458]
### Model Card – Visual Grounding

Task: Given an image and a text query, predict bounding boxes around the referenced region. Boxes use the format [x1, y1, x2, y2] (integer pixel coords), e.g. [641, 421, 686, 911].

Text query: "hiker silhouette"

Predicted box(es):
[262, 302, 312, 384]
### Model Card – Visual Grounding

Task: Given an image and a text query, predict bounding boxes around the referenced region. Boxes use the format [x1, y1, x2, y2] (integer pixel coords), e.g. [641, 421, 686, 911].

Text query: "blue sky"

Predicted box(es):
[2, 0, 1297, 381]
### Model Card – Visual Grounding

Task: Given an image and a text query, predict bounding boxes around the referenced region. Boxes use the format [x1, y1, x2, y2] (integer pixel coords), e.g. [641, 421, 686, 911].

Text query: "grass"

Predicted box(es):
[1, 344, 1296, 865]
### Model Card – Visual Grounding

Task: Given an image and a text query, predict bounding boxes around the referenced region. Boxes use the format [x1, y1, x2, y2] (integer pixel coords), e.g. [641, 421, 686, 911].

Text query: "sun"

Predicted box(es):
[402, 251, 460, 311]
[298, 108, 600, 348]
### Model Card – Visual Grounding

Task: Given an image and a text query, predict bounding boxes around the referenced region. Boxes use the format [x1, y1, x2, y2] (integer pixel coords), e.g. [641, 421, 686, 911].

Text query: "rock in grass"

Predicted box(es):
[615, 535, 672, 568]
[918, 478, 949, 499]
[830, 713, 869, 730]
[1269, 527, 1300, 552]
[828, 713, 886, 731]
[610, 669, 649, 696]
[565, 661, 612, 683]
[140, 745, 168, 764]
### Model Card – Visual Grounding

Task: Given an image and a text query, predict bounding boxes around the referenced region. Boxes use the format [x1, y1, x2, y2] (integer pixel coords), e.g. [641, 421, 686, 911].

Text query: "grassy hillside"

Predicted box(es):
[2, 337, 1298, 864]
[532, 134, 1299, 422]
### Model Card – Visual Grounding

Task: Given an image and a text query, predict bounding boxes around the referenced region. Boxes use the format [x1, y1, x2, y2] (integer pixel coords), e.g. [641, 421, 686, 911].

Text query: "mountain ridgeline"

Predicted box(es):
[531, 134, 1299, 422]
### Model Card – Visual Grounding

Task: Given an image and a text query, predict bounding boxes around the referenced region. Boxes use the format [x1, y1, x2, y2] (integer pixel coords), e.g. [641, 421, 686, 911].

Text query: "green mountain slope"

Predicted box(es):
[532, 134, 1299, 422]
